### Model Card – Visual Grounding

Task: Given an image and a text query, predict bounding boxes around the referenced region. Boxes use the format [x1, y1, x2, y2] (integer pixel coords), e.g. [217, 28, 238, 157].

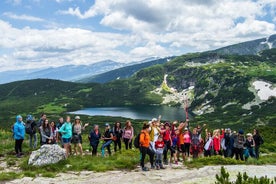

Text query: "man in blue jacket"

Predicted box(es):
[13, 115, 25, 158]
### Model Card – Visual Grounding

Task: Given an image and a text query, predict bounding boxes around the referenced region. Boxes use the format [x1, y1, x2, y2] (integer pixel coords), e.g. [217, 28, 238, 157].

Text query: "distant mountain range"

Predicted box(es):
[78, 56, 176, 83]
[213, 34, 276, 55]
[0, 60, 126, 84]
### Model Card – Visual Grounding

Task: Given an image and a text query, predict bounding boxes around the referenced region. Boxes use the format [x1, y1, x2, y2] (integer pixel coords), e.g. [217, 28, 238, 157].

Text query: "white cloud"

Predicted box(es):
[1, 0, 276, 72]
[3, 12, 44, 22]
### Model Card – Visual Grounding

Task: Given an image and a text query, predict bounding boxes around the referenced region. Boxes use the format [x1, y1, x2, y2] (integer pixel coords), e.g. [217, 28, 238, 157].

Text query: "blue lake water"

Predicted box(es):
[70, 106, 190, 121]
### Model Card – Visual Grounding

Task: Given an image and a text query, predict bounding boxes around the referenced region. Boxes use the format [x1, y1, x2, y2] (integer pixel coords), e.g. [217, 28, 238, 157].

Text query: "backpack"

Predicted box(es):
[25, 121, 33, 134]
[134, 132, 146, 148]
[134, 133, 141, 148]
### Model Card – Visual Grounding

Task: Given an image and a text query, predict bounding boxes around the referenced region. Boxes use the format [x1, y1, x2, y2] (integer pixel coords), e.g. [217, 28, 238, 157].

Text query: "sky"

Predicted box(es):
[0, 0, 275, 72]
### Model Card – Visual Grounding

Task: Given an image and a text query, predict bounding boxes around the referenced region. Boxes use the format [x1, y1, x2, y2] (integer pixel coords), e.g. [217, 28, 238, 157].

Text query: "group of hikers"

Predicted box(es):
[12, 113, 134, 158]
[12, 113, 264, 172]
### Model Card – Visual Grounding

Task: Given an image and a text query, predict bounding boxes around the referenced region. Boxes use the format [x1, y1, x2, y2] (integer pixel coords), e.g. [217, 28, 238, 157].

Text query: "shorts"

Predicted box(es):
[62, 138, 71, 144]
[178, 144, 185, 153]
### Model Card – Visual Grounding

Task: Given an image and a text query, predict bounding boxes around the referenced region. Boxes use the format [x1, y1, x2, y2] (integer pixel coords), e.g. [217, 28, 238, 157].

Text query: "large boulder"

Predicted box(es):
[28, 144, 66, 166]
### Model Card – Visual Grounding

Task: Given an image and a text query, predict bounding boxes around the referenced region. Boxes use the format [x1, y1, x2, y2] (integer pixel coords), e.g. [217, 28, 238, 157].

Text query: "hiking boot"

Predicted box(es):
[16, 154, 22, 158]
[151, 165, 155, 169]
[156, 165, 160, 170]
[164, 160, 168, 165]
[142, 167, 149, 171]
[160, 165, 165, 169]
[175, 161, 178, 165]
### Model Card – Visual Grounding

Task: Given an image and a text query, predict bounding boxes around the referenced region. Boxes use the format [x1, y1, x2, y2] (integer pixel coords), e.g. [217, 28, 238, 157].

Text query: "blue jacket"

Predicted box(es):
[58, 122, 72, 139]
[89, 130, 101, 146]
[13, 115, 25, 140]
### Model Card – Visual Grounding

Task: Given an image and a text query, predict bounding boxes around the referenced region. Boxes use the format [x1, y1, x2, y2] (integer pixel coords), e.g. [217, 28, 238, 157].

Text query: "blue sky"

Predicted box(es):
[0, 0, 275, 71]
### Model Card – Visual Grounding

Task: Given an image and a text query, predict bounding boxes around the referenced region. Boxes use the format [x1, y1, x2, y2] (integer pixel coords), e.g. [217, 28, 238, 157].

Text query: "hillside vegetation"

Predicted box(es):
[0, 49, 275, 129]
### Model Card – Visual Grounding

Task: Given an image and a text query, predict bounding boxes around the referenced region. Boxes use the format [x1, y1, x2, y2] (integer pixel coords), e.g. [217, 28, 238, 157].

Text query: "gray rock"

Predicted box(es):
[28, 144, 66, 166]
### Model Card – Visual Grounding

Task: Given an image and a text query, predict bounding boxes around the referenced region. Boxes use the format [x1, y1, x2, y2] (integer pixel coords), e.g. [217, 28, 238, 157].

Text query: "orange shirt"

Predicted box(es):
[178, 127, 184, 145]
[140, 130, 150, 148]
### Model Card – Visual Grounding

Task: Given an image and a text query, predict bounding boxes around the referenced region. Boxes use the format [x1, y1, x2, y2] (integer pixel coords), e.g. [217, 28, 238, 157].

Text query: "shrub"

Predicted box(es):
[215, 166, 276, 184]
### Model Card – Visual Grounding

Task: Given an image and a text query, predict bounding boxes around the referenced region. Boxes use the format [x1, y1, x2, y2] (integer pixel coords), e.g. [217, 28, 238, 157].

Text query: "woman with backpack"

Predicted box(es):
[13, 115, 25, 158]
[140, 122, 154, 171]
[25, 114, 37, 149]
[122, 120, 134, 150]
[71, 116, 88, 156]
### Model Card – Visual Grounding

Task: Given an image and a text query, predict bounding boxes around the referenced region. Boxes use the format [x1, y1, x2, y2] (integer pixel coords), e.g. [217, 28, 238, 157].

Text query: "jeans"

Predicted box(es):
[29, 133, 37, 149]
[101, 140, 112, 157]
[156, 153, 163, 166]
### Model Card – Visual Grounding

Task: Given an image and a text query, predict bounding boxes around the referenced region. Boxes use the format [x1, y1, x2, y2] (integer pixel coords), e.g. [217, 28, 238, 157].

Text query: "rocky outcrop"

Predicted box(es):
[28, 144, 66, 166]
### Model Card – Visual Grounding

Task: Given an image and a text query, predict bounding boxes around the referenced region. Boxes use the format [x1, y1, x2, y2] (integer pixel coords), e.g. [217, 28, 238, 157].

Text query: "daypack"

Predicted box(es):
[134, 132, 145, 148]
[25, 121, 33, 134]
[134, 133, 141, 148]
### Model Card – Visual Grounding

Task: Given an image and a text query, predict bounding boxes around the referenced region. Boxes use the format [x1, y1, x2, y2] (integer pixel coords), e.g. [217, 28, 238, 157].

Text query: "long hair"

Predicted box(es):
[42, 119, 50, 131]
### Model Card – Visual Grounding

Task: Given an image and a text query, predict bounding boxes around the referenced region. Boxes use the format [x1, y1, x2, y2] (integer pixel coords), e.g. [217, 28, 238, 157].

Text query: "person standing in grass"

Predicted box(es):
[113, 122, 123, 153]
[244, 133, 256, 161]
[101, 123, 114, 157]
[233, 130, 245, 161]
[71, 116, 88, 156]
[122, 120, 134, 150]
[40, 119, 53, 145]
[37, 113, 47, 146]
[191, 128, 201, 159]
[140, 122, 154, 171]
[50, 121, 58, 144]
[89, 124, 101, 156]
[58, 116, 72, 157]
[13, 115, 25, 158]
[253, 129, 264, 159]
[26, 114, 37, 149]
[56, 117, 64, 146]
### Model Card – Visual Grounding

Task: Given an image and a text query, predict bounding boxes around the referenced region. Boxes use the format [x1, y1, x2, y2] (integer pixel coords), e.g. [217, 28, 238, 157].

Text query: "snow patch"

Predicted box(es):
[253, 81, 276, 100]
[242, 80, 275, 110]
[260, 36, 273, 49]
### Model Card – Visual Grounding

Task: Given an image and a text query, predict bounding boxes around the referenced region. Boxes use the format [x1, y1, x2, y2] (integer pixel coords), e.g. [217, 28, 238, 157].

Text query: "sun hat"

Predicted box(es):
[75, 116, 80, 120]
[105, 123, 110, 127]
[152, 118, 158, 122]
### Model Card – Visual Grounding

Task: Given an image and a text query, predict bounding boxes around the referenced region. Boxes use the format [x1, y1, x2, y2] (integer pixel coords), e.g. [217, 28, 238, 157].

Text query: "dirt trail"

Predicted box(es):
[6, 164, 276, 184]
